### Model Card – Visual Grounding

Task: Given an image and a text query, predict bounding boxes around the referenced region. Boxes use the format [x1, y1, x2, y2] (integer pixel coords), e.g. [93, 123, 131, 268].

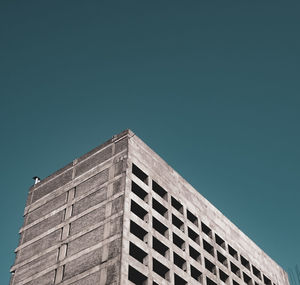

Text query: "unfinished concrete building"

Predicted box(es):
[10, 129, 289, 285]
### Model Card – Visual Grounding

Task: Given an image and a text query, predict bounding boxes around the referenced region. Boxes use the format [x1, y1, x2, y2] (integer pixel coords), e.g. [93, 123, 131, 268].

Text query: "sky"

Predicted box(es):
[1, 0, 299, 283]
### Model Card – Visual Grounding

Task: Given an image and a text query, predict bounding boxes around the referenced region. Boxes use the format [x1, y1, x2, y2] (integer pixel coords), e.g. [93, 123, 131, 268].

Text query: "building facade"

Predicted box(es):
[10, 129, 289, 285]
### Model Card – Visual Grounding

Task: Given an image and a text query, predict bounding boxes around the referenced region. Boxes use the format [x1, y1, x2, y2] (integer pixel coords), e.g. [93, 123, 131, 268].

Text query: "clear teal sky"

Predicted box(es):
[1, 1, 299, 283]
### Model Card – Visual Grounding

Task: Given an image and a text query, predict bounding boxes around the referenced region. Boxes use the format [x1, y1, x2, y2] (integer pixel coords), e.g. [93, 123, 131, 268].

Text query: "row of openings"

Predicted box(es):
[132, 163, 275, 285]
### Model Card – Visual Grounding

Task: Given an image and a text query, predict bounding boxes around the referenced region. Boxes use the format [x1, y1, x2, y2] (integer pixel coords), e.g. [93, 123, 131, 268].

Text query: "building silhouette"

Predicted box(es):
[10, 129, 289, 285]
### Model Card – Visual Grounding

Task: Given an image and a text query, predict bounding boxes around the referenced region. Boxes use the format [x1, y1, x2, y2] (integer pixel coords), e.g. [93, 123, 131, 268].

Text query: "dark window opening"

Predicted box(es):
[215, 233, 226, 249]
[217, 251, 228, 267]
[129, 242, 147, 264]
[132, 164, 148, 185]
[153, 282, 159, 285]
[241, 255, 250, 270]
[174, 273, 187, 285]
[228, 244, 238, 260]
[255, 282, 259, 285]
[233, 280, 239, 285]
[130, 220, 147, 242]
[172, 214, 184, 232]
[173, 252, 186, 271]
[132, 181, 148, 202]
[201, 222, 212, 238]
[252, 265, 261, 280]
[131, 200, 147, 221]
[128, 266, 147, 285]
[205, 258, 216, 275]
[152, 181, 168, 200]
[230, 262, 241, 278]
[206, 277, 217, 285]
[219, 269, 229, 284]
[203, 240, 214, 257]
[263, 275, 272, 285]
[191, 265, 202, 283]
[173, 232, 185, 250]
[171, 196, 183, 214]
[189, 245, 201, 262]
[188, 227, 200, 245]
[153, 258, 169, 280]
[153, 217, 168, 238]
[153, 236, 169, 258]
[243, 272, 253, 285]
[187, 210, 198, 226]
[152, 198, 168, 218]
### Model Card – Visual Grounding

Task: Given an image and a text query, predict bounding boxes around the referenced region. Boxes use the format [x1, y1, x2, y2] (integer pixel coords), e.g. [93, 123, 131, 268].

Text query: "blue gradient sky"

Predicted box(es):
[1, 1, 299, 283]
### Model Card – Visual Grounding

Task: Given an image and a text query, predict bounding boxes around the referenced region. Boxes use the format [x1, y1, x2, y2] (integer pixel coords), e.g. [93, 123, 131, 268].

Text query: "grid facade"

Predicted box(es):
[10, 130, 289, 285]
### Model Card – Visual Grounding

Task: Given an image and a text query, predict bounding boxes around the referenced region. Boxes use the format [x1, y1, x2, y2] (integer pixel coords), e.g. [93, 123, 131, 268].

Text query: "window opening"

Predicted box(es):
[189, 245, 201, 262]
[171, 196, 183, 214]
[206, 277, 217, 285]
[203, 239, 214, 257]
[174, 273, 187, 285]
[173, 232, 185, 250]
[153, 217, 168, 238]
[131, 200, 147, 221]
[129, 242, 147, 264]
[128, 265, 147, 285]
[252, 265, 261, 280]
[172, 214, 184, 232]
[217, 251, 228, 267]
[219, 269, 229, 284]
[230, 262, 241, 278]
[153, 236, 169, 258]
[243, 272, 253, 285]
[152, 198, 168, 218]
[152, 181, 168, 200]
[205, 258, 216, 275]
[228, 244, 238, 260]
[201, 222, 212, 238]
[188, 227, 200, 245]
[153, 258, 169, 280]
[187, 209, 198, 226]
[130, 220, 147, 242]
[263, 275, 272, 285]
[132, 181, 148, 202]
[191, 265, 203, 283]
[215, 233, 226, 249]
[241, 255, 250, 270]
[132, 164, 148, 185]
[173, 252, 186, 271]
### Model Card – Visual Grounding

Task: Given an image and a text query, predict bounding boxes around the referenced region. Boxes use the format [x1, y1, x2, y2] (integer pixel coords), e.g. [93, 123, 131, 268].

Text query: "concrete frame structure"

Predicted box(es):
[10, 129, 289, 285]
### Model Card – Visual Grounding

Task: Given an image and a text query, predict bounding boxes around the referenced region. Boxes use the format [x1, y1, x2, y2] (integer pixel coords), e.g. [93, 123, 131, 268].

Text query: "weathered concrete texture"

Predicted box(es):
[11, 130, 129, 285]
[11, 129, 288, 285]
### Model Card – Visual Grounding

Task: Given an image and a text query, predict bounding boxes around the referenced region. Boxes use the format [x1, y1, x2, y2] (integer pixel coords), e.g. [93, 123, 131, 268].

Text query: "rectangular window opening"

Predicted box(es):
[153, 236, 169, 258]
[263, 275, 272, 285]
[129, 242, 147, 264]
[203, 239, 214, 257]
[252, 265, 261, 280]
[243, 272, 253, 285]
[187, 210, 198, 226]
[206, 277, 217, 285]
[189, 245, 201, 263]
[152, 198, 168, 218]
[132, 164, 148, 185]
[219, 268, 229, 284]
[205, 258, 216, 275]
[173, 232, 185, 250]
[130, 220, 147, 242]
[174, 273, 187, 285]
[172, 214, 184, 232]
[230, 262, 241, 278]
[153, 258, 169, 280]
[215, 233, 226, 249]
[201, 222, 212, 238]
[153, 217, 168, 238]
[152, 180, 168, 200]
[132, 181, 148, 202]
[241, 255, 250, 270]
[191, 265, 203, 283]
[228, 244, 239, 261]
[131, 200, 148, 221]
[171, 196, 183, 214]
[128, 265, 147, 285]
[188, 227, 200, 245]
[173, 252, 187, 271]
[217, 251, 228, 267]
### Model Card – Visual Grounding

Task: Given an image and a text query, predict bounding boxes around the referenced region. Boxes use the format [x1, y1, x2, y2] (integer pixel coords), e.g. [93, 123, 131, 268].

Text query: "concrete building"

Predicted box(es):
[10, 129, 289, 285]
